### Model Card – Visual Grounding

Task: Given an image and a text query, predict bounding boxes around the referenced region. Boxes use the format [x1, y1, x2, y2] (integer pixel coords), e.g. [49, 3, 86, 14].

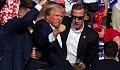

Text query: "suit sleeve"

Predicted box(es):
[35, 21, 51, 49]
[4, 8, 39, 32]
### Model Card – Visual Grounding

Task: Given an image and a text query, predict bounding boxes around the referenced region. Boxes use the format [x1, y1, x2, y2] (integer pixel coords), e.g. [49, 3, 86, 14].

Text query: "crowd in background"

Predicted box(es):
[0, 0, 120, 70]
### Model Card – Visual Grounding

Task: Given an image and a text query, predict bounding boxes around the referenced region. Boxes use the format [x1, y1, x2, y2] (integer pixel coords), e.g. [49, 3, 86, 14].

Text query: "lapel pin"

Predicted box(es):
[83, 36, 86, 39]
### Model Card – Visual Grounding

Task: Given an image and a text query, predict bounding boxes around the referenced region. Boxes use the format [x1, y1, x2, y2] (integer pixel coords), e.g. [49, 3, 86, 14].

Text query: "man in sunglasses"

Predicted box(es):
[62, 3, 99, 67]
[92, 23, 120, 52]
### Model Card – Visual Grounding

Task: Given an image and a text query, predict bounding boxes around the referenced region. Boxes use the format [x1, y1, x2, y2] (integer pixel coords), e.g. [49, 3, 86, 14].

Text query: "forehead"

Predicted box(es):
[72, 9, 84, 16]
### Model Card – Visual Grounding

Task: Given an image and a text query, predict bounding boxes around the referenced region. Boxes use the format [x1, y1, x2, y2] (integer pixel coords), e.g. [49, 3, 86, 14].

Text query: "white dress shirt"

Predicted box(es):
[66, 23, 84, 65]
[48, 22, 62, 48]
[35, 4, 42, 11]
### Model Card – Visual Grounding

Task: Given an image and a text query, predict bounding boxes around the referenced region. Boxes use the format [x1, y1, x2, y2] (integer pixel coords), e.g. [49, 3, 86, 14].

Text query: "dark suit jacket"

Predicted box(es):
[35, 19, 67, 60]
[87, 59, 120, 70]
[62, 16, 99, 67]
[0, 8, 39, 70]
[46, 53, 74, 70]
[33, 19, 67, 66]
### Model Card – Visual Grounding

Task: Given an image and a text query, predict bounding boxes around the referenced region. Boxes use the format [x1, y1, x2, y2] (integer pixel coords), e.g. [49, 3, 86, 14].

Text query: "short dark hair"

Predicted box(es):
[104, 41, 118, 58]
[19, 0, 36, 10]
[37, 8, 45, 18]
[71, 3, 87, 15]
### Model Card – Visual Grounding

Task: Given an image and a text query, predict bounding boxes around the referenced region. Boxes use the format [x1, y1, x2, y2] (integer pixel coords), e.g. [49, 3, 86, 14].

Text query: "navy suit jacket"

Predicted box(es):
[62, 16, 99, 67]
[34, 19, 67, 63]
[87, 59, 120, 70]
[0, 8, 39, 70]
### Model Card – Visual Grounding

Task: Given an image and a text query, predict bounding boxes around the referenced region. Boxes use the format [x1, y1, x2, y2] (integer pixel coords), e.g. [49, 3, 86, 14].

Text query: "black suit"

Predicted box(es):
[35, 19, 67, 60]
[62, 16, 99, 67]
[0, 8, 39, 70]
[87, 59, 120, 70]
[25, 19, 67, 70]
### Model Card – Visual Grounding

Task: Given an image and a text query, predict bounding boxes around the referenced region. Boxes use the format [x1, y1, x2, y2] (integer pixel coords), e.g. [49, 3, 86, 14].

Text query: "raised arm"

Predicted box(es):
[103, 0, 108, 17]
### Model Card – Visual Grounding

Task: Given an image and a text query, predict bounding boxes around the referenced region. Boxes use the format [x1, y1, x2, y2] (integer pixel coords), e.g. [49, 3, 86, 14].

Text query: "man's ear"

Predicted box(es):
[18, 9, 23, 16]
[46, 14, 49, 19]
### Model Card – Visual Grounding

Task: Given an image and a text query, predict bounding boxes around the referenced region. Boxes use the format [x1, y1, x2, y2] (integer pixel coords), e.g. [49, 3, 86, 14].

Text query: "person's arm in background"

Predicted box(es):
[113, 36, 120, 49]
[103, 0, 108, 17]
[113, 36, 120, 62]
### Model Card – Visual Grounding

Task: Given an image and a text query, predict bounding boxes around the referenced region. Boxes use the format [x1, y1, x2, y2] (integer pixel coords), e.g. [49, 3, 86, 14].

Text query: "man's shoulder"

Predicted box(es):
[34, 19, 51, 30]
[88, 59, 120, 70]
[4, 17, 20, 27]
[84, 25, 98, 35]
[35, 19, 47, 25]
[83, 25, 99, 40]
[35, 19, 50, 28]
[97, 59, 120, 65]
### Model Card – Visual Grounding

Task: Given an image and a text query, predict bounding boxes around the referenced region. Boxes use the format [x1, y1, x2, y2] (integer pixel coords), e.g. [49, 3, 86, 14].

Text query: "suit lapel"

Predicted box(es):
[63, 23, 71, 42]
[60, 33, 67, 53]
[77, 26, 87, 56]
[45, 20, 53, 33]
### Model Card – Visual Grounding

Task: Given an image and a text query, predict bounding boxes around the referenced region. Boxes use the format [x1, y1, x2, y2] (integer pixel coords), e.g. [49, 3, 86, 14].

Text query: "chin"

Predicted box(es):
[99, 36, 103, 39]
[75, 26, 80, 29]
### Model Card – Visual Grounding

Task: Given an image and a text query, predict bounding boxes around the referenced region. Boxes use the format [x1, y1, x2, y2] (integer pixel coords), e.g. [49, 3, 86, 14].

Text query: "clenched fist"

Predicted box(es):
[57, 24, 66, 34]
[53, 24, 66, 38]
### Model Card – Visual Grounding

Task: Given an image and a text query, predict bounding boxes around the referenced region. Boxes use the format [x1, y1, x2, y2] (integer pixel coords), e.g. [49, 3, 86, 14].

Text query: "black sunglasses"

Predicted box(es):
[71, 15, 84, 20]
[96, 28, 102, 32]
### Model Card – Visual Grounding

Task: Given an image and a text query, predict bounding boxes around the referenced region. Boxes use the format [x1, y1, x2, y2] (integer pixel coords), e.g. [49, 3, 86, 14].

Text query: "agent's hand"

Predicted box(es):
[31, 47, 42, 59]
[39, 0, 48, 6]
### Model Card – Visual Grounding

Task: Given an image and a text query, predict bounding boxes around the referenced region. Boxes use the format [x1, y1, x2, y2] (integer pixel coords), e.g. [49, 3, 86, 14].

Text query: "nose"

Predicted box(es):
[75, 18, 78, 22]
[58, 16, 63, 21]
[97, 32, 101, 35]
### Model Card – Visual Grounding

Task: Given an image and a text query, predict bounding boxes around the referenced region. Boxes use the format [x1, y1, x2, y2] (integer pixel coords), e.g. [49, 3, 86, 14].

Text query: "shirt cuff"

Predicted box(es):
[35, 4, 42, 11]
[48, 32, 56, 43]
